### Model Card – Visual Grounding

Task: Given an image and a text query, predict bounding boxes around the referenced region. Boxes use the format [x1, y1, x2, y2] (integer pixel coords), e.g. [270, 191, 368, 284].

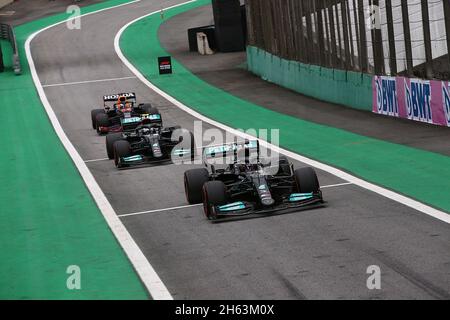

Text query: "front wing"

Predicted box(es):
[211, 192, 324, 219]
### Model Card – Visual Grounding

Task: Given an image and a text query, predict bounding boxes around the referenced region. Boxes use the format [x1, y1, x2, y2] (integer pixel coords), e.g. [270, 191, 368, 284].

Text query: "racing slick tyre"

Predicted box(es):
[294, 167, 320, 193]
[95, 113, 110, 134]
[106, 133, 124, 159]
[184, 168, 209, 204]
[91, 109, 104, 129]
[202, 181, 227, 220]
[113, 140, 131, 168]
[141, 104, 159, 115]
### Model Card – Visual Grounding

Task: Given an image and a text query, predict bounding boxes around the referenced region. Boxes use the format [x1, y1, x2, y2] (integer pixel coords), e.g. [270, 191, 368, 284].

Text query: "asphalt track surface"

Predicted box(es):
[31, 0, 450, 299]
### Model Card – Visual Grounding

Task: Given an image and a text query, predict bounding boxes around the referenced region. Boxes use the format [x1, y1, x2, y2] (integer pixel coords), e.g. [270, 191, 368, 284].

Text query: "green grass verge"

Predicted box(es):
[120, 0, 450, 213]
[0, 0, 148, 299]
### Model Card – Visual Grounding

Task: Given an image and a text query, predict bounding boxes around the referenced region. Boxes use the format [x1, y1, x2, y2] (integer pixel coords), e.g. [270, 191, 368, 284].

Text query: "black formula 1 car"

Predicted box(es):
[105, 113, 195, 168]
[91, 92, 158, 134]
[183, 140, 323, 221]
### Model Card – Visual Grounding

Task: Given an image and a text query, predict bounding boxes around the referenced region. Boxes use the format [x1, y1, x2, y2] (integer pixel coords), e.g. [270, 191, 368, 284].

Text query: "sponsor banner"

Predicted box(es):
[158, 56, 172, 75]
[373, 76, 450, 127]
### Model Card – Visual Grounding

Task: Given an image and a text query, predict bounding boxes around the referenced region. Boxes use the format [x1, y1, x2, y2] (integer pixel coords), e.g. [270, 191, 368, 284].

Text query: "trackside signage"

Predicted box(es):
[373, 76, 450, 127]
[443, 82, 450, 126]
[158, 56, 172, 75]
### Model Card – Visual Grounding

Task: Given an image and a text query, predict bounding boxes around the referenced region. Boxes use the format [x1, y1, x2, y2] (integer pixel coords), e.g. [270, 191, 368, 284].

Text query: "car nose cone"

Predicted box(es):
[261, 198, 275, 206]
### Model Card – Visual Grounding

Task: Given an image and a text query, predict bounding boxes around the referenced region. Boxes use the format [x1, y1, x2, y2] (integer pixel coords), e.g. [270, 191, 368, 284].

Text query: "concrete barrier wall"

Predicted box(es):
[0, 0, 13, 9]
[247, 46, 373, 111]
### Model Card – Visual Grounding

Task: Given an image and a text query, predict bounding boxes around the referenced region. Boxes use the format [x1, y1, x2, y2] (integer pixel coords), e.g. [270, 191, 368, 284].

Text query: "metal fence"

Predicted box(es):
[0, 23, 21, 74]
[245, 0, 450, 80]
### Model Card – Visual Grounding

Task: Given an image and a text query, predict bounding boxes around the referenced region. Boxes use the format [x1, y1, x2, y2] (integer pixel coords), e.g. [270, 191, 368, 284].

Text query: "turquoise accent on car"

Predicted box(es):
[204, 140, 258, 158]
[149, 114, 161, 120]
[173, 149, 191, 156]
[218, 202, 246, 212]
[121, 117, 141, 124]
[123, 155, 143, 162]
[289, 193, 314, 202]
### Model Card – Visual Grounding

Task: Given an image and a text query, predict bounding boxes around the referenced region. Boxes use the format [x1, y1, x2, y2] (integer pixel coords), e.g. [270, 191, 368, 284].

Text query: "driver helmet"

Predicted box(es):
[117, 96, 132, 112]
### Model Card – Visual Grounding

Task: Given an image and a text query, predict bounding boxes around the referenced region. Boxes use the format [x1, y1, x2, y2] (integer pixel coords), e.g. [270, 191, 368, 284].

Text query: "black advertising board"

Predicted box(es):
[158, 56, 172, 75]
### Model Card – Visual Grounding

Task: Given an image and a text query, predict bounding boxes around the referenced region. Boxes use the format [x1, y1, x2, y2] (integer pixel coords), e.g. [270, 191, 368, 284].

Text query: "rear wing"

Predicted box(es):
[203, 140, 260, 165]
[103, 92, 136, 102]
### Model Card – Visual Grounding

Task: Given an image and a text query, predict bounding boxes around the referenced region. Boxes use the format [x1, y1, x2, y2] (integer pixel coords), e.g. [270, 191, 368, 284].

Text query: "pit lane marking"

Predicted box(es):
[321, 182, 353, 189]
[84, 158, 110, 163]
[118, 204, 203, 218]
[117, 183, 353, 218]
[42, 76, 137, 88]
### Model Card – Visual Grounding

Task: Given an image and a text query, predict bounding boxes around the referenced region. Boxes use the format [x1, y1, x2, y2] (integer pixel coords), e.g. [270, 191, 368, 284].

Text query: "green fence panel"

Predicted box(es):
[246, 46, 372, 111]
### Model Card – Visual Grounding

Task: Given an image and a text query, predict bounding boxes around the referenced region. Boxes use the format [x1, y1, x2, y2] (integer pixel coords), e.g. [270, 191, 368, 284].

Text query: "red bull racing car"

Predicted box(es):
[90, 92, 158, 134]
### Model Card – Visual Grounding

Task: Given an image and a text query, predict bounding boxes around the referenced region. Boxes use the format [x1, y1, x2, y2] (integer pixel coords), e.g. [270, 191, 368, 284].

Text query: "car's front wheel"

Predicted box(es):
[202, 181, 227, 220]
[91, 109, 104, 130]
[113, 140, 131, 168]
[95, 113, 109, 134]
[106, 133, 124, 159]
[184, 168, 209, 204]
[293, 167, 320, 193]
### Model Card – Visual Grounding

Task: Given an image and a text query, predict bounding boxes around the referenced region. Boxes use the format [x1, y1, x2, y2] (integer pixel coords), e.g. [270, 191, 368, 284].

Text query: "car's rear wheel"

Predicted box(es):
[184, 168, 209, 204]
[95, 113, 109, 134]
[202, 181, 227, 220]
[113, 140, 131, 167]
[106, 133, 124, 159]
[91, 109, 104, 129]
[294, 167, 320, 193]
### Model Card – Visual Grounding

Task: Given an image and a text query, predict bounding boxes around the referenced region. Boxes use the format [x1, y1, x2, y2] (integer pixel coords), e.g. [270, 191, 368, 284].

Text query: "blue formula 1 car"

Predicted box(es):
[183, 140, 324, 221]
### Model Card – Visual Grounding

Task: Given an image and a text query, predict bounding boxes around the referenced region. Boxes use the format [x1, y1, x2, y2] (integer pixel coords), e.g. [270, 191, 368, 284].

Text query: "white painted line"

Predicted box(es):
[114, 7, 450, 225]
[0, 11, 15, 16]
[42, 76, 136, 88]
[84, 158, 110, 163]
[26, 0, 174, 301]
[119, 182, 354, 218]
[321, 182, 353, 189]
[119, 204, 202, 218]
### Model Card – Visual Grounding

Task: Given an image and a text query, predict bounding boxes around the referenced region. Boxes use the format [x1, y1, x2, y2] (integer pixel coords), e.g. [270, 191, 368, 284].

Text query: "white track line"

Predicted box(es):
[114, 6, 450, 225]
[321, 182, 353, 189]
[26, 0, 175, 301]
[84, 158, 110, 163]
[118, 182, 354, 218]
[42, 76, 136, 88]
[118, 204, 202, 218]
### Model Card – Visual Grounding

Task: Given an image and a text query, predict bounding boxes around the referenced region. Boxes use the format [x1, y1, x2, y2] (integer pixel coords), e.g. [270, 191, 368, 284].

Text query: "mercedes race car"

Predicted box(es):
[183, 140, 323, 221]
[91, 92, 158, 134]
[106, 113, 195, 168]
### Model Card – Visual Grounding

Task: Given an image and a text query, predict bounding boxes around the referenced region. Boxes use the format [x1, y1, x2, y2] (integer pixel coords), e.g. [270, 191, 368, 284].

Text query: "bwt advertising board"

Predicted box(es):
[373, 76, 450, 127]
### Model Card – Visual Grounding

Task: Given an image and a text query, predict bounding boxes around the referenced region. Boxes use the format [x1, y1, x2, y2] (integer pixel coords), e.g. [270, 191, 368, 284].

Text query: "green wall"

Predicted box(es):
[246, 46, 373, 111]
